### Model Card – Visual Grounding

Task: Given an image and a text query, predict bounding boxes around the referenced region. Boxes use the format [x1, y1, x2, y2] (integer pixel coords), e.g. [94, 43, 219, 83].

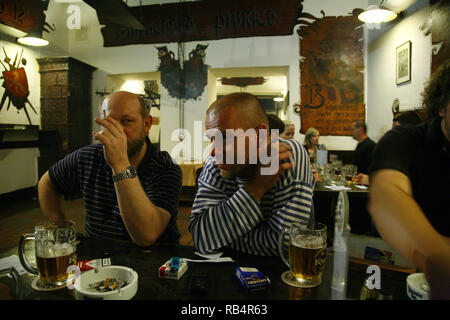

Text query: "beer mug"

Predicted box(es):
[18, 220, 77, 290]
[279, 222, 327, 288]
[0, 267, 22, 299]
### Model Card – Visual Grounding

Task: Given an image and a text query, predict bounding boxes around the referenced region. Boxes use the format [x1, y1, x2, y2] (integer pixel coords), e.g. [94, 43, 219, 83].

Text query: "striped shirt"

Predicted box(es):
[188, 138, 315, 256]
[48, 137, 182, 244]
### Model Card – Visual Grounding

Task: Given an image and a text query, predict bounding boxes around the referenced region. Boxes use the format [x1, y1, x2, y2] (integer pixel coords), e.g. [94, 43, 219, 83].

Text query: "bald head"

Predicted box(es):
[102, 91, 148, 119]
[207, 93, 268, 129]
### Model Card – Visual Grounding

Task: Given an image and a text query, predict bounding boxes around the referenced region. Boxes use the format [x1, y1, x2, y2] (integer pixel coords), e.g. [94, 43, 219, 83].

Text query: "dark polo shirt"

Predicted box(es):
[370, 119, 450, 236]
[49, 137, 182, 244]
[355, 137, 376, 174]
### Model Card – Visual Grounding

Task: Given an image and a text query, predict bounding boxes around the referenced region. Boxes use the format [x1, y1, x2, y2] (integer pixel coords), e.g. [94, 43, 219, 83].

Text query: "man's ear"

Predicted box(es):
[255, 123, 269, 148]
[144, 115, 153, 136]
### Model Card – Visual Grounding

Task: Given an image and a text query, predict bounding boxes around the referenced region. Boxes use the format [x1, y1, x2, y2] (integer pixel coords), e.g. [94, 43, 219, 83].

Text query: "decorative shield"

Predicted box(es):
[3, 68, 29, 100]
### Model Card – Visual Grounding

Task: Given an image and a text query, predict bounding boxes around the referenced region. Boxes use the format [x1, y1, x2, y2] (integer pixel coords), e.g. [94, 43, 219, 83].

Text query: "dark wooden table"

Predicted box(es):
[0, 235, 408, 302]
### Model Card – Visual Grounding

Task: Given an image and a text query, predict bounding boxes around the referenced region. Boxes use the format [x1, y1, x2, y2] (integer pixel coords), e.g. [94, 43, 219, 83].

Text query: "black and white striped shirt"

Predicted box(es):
[48, 138, 182, 244]
[188, 138, 315, 256]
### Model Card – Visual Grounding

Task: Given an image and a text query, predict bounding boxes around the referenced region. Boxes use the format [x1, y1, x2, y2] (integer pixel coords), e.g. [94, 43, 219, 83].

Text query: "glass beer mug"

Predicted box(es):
[279, 222, 327, 288]
[18, 220, 77, 290]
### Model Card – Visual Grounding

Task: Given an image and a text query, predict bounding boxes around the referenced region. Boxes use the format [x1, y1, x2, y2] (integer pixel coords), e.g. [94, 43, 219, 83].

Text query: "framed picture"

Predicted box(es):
[396, 41, 411, 84]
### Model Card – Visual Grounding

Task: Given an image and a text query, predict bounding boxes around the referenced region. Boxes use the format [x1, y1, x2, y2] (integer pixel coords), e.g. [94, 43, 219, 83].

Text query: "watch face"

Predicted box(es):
[113, 166, 137, 182]
[128, 166, 137, 177]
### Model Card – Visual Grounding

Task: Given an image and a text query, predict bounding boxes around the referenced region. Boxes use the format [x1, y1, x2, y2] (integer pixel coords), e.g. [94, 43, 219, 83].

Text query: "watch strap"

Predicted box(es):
[112, 166, 137, 182]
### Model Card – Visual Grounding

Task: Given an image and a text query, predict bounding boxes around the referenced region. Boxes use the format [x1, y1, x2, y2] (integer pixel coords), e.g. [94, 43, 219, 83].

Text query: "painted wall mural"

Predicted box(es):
[295, 11, 364, 136]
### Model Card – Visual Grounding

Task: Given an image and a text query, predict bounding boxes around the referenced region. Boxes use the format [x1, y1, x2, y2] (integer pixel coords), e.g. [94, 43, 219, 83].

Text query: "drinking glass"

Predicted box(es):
[279, 223, 327, 288]
[18, 220, 78, 290]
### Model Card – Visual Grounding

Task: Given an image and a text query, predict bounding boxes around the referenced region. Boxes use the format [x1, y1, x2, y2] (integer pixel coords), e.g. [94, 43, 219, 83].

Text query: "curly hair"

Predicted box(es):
[422, 59, 450, 120]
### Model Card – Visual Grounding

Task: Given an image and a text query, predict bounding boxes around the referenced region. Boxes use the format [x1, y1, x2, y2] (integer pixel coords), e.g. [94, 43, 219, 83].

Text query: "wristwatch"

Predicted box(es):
[112, 166, 137, 182]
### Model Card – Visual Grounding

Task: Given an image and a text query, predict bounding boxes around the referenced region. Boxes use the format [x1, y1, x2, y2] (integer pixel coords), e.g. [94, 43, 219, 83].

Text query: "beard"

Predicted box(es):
[127, 131, 146, 159]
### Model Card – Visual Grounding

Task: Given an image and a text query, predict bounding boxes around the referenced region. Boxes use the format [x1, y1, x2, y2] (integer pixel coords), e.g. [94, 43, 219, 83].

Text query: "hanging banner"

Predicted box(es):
[100, 0, 304, 47]
[0, 0, 47, 34]
[296, 13, 365, 136]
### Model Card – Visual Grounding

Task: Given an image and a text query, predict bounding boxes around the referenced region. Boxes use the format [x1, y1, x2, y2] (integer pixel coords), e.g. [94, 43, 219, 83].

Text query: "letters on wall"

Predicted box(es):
[295, 12, 365, 136]
[100, 0, 305, 46]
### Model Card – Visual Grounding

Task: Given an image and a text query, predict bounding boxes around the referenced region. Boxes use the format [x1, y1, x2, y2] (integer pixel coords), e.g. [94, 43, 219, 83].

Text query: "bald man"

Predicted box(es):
[38, 91, 182, 246]
[188, 93, 315, 256]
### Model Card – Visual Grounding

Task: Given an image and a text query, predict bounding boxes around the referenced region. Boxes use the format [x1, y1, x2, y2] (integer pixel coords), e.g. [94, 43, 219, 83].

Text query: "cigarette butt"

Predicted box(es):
[104, 278, 110, 288]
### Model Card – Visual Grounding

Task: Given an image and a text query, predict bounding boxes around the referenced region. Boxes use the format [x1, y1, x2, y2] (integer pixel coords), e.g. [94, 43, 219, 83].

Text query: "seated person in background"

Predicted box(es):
[280, 120, 295, 140]
[303, 127, 325, 182]
[188, 92, 315, 256]
[392, 110, 423, 129]
[351, 121, 376, 176]
[38, 91, 182, 246]
[303, 127, 326, 156]
[368, 60, 450, 299]
[266, 114, 285, 137]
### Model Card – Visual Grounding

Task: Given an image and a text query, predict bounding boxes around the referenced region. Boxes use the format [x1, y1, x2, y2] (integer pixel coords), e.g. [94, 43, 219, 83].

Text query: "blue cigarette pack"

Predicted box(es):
[235, 267, 270, 292]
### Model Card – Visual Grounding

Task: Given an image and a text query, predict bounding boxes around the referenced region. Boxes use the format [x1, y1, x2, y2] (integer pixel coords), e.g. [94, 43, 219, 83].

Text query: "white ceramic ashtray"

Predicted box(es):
[74, 266, 138, 300]
[406, 273, 430, 300]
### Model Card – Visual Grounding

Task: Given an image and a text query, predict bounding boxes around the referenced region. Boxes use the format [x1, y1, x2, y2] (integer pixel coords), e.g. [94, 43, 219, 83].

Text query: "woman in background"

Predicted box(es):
[280, 120, 295, 140]
[304, 127, 321, 157]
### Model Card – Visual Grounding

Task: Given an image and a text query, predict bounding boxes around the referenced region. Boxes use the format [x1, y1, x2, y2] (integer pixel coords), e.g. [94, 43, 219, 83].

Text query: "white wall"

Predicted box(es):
[366, 1, 432, 141]
[0, 40, 46, 194]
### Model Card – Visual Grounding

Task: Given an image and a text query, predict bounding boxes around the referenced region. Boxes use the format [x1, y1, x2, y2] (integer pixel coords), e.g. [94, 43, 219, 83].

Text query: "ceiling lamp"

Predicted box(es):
[358, 4, 397, 23]
[17, 32, 49, 47]
[273, 97, 284, 102]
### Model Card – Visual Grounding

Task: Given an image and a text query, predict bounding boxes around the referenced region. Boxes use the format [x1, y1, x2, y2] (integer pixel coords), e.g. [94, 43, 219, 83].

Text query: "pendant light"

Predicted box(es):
[17, 31, 49, 47]
[358, 2, 397, 24]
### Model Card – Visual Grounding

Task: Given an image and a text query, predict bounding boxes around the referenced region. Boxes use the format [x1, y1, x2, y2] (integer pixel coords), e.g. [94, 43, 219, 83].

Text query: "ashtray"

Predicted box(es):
[406, 273, 430, 300]
[74, 265, 138, 300]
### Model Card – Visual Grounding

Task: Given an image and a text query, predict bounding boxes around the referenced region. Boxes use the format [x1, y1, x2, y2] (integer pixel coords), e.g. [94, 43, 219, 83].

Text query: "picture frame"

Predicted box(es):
[396, 41, 411, 85]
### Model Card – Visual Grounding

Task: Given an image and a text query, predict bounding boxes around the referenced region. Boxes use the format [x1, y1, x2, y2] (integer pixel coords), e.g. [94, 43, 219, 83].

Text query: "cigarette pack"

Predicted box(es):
[159, 257, 188, 280]
[78, 258, 112, 272]
[235, 267, 270, 292]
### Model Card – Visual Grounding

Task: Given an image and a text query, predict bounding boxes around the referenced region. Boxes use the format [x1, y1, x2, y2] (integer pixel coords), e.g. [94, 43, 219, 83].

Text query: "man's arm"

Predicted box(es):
[38, 171, 66, 223]
[369, 169, 450, 272]
[113, 176, 171, 246]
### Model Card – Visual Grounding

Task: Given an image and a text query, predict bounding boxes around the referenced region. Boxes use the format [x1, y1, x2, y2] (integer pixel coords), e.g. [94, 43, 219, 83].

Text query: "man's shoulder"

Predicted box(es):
[60, 143, 104, 164]
[279, 138, 307, 156]
[148, 150, 181, 170]
[379, 122, 427, 146]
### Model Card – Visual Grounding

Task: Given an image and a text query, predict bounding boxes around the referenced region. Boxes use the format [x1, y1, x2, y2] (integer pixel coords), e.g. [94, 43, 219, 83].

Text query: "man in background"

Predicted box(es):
[351, 121, 376, 175]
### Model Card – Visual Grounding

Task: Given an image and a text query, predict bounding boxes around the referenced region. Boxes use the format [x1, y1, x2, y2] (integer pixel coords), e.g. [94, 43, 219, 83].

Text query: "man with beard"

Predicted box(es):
[38, 91, 182, 246]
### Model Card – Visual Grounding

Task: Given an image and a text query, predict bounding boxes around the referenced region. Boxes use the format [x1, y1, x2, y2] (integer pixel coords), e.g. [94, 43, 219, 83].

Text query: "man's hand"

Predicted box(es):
[93, 117, 130, 173]
[244, 141, 293, 202]
[355, 173, 370, 185]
